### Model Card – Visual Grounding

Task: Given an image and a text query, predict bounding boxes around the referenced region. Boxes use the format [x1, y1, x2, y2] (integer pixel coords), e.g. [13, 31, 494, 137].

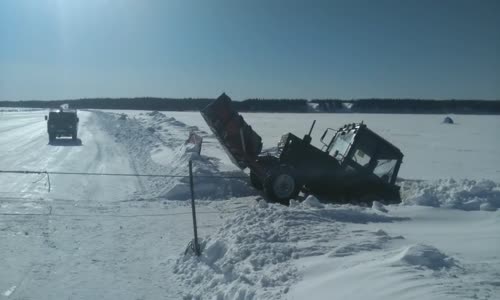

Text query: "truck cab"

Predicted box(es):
[322, 123, 403, 186]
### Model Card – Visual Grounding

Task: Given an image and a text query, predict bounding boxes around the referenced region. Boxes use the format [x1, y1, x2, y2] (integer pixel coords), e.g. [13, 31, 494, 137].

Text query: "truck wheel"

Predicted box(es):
[48, 133, 55, 143]
[263, 166, 299, 205]
[72, 132, 77, 140]
[249, 171, 263, 190]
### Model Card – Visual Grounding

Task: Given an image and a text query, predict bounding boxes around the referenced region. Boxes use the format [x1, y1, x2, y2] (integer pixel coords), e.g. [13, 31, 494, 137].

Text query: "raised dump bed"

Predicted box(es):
[200, 93, 262, 169]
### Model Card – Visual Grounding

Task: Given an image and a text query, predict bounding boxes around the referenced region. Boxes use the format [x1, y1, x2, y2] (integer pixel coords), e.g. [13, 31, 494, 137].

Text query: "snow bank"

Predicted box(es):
[95, 111, 255, 200]
[327, 228, 402, 258]
[396, 244, 457, 270]
[301, 195, 324, 208]
[174, 203, 297, 300]
[174, 201, 407, 299]
[401, 179, 500, 211]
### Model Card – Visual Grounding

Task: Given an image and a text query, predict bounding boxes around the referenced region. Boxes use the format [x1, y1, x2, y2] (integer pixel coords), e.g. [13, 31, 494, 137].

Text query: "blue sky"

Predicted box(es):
[1, 0, 499, 100]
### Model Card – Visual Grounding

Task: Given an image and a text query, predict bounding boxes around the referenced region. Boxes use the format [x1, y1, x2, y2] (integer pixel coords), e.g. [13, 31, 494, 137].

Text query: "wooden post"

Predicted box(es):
[189, 160, 201, 256]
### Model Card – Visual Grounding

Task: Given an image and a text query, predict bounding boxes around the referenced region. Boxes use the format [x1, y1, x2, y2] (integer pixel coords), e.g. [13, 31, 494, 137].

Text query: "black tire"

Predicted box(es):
[263, 165, 300, 205]
[249, 171, 263, 190]
[72, 131, 77, 140]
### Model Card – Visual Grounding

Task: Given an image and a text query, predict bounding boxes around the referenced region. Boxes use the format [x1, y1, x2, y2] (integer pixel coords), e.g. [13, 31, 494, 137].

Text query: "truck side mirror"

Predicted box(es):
[45, 116, 47, 121]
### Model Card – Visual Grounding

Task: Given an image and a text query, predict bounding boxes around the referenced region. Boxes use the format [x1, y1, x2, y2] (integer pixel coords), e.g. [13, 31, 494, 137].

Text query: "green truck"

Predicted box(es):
[45, 109, 79, 143]
[201, 94, 404, 205]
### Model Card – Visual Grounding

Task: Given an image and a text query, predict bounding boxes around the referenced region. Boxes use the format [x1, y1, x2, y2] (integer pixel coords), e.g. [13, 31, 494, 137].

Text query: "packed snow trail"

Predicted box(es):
[0, 110, 226, 299]
[0, 110, 141, 202]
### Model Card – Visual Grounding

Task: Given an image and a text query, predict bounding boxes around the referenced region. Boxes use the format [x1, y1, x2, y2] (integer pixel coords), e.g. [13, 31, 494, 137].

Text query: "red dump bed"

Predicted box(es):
[200, 93, 262, 169]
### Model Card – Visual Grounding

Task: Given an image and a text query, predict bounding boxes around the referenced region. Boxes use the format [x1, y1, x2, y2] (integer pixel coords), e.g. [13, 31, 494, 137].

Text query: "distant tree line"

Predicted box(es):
[1, 97, 499, 114]
[0, 97, 214, 111]
[308, 99, 500, 114]
[348, 99, 500, 114]
[235, 98, 308, 112]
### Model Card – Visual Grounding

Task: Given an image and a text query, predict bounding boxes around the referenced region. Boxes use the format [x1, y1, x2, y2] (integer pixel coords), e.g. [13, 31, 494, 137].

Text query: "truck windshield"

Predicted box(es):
[328, 132, 355, 160]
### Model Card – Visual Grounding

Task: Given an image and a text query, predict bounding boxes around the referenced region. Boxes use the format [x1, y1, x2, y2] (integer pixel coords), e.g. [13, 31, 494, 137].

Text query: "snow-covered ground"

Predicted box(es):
[1, 109, 499, 299]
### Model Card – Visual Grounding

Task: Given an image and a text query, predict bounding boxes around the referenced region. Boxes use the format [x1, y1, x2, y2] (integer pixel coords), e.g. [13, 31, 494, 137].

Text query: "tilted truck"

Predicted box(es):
[201, 93, 403, 205]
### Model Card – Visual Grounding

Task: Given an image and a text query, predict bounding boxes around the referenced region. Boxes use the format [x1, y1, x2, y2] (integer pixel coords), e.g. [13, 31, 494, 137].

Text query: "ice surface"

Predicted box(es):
[1, 109, 499, 299]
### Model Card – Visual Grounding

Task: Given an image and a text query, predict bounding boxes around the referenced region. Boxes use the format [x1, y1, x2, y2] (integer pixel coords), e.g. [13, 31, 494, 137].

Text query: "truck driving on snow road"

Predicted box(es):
[201, 93, 404, 205]
[45, 109, 79, 143]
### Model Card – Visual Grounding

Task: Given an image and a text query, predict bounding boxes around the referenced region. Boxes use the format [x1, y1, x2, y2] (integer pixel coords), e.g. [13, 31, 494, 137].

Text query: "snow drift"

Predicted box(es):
[401, 179, 500, 211]
[94, 110, 256, 201]
[174, 200, 408, 299]
[396, 244, 457, 270]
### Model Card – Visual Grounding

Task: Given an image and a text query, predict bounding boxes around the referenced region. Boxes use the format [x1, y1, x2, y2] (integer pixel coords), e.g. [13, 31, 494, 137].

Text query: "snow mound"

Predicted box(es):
[97, 111, 256, 201]
[401, 179, 500, 211]
[175, 204, 297, 299]
[147, 110, 161, 116]
[305, 205, 409, 224]
[302, 195, 324, 208]
[397, 244, 457, 270]
[174, 202, 408, 299]
[442, 116, 454, 124]
[372, 200, 388, 213]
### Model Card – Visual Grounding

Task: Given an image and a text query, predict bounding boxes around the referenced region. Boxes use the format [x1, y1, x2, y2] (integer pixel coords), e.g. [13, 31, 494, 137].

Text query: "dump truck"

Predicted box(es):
[201, 94, 403, 205]
[45, 109, 79, 143]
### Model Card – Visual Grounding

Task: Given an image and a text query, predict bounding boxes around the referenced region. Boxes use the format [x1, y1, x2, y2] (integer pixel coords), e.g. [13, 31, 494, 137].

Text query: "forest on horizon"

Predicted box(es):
[1, 97, 499, 114]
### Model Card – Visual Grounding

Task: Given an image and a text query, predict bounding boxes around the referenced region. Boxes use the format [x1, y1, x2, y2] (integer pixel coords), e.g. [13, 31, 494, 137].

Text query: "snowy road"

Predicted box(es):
[0, 110, 140, 201]
[0, 110, 223, 299]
